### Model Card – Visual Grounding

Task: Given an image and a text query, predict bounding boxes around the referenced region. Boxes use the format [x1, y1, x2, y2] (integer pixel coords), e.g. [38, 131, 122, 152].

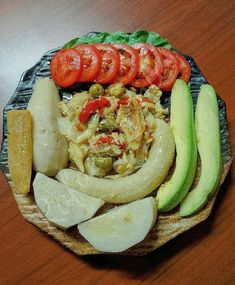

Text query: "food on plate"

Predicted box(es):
[112, 43, 139, 85]
[7, 110, 32, 194]
[51, 44, 189, 90]
[3, 30, 230, 256]
[116, 98, 144, 150]
[51, 43, 189, 89]
[89, 83, 105, 97]
[63, 30, 171, 49]
[94, 43, 120, 84]
[74, 44, 102, 82]
[156, 79, 197, 211]
[50, 31, 190, 90]
[57, 84, 171, 178]
[174, 52, 191, 83]
[77, 197, 157, 252]
[180, 84, 222, 216]
[50, 48, 83, 88]
[27, 78, 68, 176]
[130, 43, 162, 88]
[107, 82, 125, 98]
[157, 47, 179, 91]
[34, 173, 104, 229]
[56, 118, 175, 203]
[79, 96, 111, 123]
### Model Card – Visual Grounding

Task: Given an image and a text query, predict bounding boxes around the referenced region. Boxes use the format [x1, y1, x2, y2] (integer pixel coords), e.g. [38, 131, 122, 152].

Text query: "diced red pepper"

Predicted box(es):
[79, 97, 111, 123]
[118, 99, 129, 105]
[96, 135, 113, 145]
[95, 135, 126, 151]
[118, 143, 126, 150]
[142, 97, 154, 104]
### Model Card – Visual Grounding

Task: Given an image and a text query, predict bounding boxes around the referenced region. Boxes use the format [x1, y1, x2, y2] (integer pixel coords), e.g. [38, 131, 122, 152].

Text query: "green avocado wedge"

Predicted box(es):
[156, 79, 197, 212]
[180, 85, 222, 217]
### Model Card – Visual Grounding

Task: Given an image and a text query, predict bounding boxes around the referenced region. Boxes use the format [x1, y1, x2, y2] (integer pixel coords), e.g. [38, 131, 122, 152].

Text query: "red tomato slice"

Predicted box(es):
[174, 52, 191, 83]
[50, 48, 83, 88]
[157, 47, 179, 91]
[113, 43, 139, 85]
[74, 44, 102, 82]
[130, 43, 162, 88]
[94, 44, 120, 84]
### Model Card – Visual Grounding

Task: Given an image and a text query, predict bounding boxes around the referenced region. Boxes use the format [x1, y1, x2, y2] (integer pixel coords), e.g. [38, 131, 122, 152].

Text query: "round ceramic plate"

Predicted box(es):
[0, 33, 233, 256]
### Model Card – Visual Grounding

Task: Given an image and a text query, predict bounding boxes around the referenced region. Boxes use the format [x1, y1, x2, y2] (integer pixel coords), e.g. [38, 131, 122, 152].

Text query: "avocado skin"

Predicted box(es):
[156, 79, 197, 212]
[180, 84, 222, 217]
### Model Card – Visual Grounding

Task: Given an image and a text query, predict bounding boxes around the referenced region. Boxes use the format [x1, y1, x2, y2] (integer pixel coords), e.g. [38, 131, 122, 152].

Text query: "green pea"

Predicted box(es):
[95, 157, 113, 170]
[89, 84, 104, 97]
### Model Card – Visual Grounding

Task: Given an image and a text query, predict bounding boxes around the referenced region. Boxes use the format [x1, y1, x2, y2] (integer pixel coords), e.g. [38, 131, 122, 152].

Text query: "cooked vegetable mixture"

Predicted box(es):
[57, 84, 168, 177]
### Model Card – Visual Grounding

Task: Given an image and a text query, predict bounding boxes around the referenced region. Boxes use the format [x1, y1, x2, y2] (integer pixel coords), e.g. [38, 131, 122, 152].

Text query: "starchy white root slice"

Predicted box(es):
[33, 173, 104, 229]
[27, 78, 68, 176]
[78, 197, 157, 253]
[56, 119, 175, 203]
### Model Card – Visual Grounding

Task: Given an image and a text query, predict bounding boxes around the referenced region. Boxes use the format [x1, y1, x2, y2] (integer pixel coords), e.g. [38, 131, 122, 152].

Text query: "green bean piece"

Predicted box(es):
[95, 157, 113, 170]
[107, 83, 125, 98]
[89, 84, 104, 97]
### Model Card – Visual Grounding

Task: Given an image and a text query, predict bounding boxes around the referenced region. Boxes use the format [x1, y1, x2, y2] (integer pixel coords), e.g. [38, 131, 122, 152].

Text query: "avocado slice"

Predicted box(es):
[180, 84, 222, 217]
[156, 79, 197, 212]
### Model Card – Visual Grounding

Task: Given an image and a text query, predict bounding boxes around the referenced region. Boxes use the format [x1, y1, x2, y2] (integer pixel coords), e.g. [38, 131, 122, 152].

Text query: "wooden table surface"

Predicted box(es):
[0, 0, 234, 284]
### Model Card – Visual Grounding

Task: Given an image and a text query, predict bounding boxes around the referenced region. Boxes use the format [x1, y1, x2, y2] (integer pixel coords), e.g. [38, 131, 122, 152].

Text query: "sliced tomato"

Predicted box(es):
[113, 43, 139, 85]
[94, 44, 120, 84]
[174, 52, 191, 83]
[157, 47, 179, 91]
[50, 48, 83, 88]
[74, 44, 102, 82]
[130, 43, 162, 88]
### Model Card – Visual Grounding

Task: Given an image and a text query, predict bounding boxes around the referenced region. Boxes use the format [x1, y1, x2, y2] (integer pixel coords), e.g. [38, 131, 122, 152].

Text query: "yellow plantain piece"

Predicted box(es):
[7, 110, 32, 194]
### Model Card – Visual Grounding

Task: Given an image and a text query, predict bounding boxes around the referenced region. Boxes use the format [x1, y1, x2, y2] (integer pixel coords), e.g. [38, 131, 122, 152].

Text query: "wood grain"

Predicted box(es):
[0, 0, 234, 284]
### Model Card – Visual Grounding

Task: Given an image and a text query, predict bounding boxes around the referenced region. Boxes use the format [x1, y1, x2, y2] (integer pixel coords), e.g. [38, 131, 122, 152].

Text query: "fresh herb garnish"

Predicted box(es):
[63, 30, 171, 49]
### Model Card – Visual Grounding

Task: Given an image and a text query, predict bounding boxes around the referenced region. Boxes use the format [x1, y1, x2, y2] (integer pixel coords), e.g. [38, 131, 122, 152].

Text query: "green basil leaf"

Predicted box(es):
[128, 30, 149, 44]
[63, 30, 171, 49]
[77, 32, 110, 44]
[147, 32, 170, 47]
[161, 43, 172, 49]
[147, 32, 171, 48]
[63, 33, 110, 48]
[104, 31, 129, 43]
[146, 31, 160, 43]
[63, 38, 80, 49]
